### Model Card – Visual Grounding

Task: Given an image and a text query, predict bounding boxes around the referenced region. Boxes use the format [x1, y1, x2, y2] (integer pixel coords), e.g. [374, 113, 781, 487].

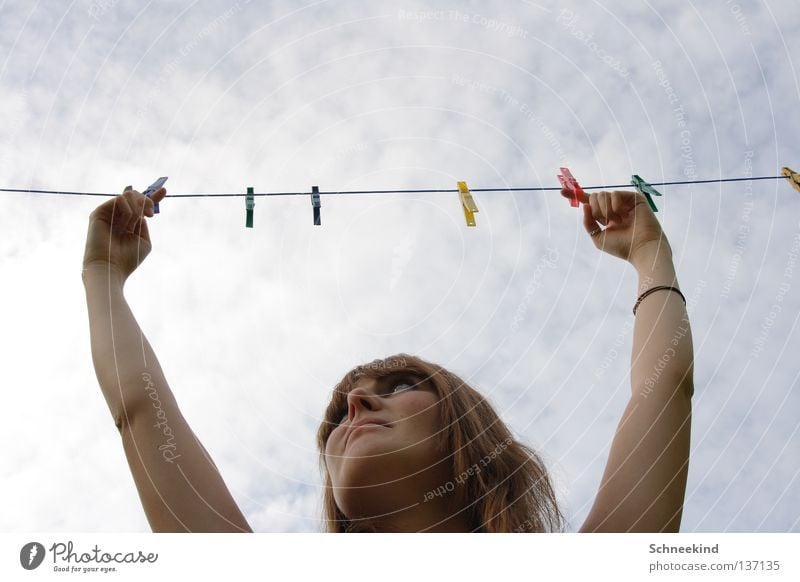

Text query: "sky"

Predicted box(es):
[1, 0, 799, 533]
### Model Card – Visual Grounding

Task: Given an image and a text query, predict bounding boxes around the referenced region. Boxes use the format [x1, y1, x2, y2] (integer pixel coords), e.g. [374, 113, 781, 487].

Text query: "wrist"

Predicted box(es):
[630, 239, 673, 271]
[82, 261, 127, 287]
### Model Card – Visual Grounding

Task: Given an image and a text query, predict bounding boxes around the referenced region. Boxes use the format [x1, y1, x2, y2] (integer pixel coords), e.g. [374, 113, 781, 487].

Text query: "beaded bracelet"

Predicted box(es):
[633, 286, 686, 316]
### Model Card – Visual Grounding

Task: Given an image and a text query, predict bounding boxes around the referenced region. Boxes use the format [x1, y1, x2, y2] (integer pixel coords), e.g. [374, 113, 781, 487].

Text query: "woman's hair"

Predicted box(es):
[316, 353, 565, 533]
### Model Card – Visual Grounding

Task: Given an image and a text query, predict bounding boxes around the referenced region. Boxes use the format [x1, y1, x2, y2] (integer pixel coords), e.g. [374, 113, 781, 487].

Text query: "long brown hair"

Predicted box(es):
[316, 353, 564, 532]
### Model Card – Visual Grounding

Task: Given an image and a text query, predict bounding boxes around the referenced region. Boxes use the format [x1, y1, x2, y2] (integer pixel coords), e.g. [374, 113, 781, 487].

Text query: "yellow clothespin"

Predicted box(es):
[457, 181, 479, 227]
[782, 167, 800, 194]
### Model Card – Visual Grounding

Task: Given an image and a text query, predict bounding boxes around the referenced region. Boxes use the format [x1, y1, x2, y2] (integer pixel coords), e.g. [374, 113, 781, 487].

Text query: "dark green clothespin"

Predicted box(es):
[631, 174, 662, 212]
[311, 186, 321, 226]
[245, 187, 255, 228]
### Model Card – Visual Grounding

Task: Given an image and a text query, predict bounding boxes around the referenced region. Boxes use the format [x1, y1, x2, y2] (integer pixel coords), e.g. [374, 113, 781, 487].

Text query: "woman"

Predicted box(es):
[82, 184, 693, 532]
[317, 353, 563, 532]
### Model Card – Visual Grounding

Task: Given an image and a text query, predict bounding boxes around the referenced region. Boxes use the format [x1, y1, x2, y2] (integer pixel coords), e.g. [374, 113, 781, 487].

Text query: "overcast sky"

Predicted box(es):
[1, 0, 798, 533]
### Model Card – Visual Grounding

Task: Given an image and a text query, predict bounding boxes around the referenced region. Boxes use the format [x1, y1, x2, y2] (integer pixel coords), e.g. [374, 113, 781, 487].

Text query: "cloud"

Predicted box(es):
[1, 0, 798, 533]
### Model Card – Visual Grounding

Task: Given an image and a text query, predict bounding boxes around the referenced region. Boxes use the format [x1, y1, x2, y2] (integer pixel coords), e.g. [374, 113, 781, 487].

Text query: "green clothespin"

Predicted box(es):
[245, 187, 255, 228]
[631, 175, 662, 212]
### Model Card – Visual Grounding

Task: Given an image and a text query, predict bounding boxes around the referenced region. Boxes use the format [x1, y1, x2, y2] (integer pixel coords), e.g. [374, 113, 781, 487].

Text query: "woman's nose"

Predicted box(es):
[345, 386, 380, 418]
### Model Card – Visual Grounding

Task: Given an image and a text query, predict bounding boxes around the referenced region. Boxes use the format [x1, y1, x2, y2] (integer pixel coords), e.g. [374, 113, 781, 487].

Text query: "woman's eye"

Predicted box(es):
[389, 380, 414, 394]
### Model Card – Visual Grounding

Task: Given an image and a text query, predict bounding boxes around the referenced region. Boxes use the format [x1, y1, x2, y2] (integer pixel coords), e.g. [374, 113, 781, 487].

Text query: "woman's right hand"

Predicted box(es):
[82, 186, 167, 282]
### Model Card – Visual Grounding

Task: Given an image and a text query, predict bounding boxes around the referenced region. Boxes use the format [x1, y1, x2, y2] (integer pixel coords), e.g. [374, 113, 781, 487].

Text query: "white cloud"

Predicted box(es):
[1, 0, 798, 534]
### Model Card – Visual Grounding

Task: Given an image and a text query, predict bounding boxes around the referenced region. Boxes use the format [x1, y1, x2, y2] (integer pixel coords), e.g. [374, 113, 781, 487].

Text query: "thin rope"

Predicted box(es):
[0, 175, 788, 198]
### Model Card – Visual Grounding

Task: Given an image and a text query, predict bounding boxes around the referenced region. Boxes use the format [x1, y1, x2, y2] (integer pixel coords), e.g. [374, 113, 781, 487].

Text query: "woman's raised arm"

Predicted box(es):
[83, 188, 252, 532]
[574, 191, 693, 532]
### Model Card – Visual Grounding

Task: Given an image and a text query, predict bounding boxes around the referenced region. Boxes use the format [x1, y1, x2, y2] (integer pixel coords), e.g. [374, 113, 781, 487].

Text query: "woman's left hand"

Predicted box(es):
[573, 189, 672, 263]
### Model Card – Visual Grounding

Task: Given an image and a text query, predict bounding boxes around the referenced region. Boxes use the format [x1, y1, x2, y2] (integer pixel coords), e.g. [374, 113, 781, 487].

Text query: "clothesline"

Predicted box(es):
[0, 174, 790, 198]
[5, 168, 798, 227]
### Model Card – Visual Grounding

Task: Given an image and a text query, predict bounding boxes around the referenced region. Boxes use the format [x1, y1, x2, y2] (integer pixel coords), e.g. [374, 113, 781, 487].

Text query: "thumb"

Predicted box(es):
[150, 187, 167, 204]
[143, 187, 167, 216]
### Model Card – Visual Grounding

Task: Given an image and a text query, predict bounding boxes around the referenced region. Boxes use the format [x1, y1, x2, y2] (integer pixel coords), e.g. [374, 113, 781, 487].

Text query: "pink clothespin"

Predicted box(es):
[557, 167, 588, 207]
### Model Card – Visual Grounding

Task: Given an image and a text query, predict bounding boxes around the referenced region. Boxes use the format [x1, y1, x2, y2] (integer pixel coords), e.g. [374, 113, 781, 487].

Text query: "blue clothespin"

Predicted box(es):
[142, 176, 168, 214]
[631, 175, 662, 212]
[311, 186, 321, 226]
[246, 187, 255, 228]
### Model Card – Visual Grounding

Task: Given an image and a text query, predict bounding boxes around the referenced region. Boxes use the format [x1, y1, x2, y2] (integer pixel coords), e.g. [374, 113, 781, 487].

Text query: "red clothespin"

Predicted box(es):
[557, 167, 588, 207]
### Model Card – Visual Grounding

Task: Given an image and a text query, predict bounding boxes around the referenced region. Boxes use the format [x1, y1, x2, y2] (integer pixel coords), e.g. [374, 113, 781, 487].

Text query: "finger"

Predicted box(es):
[125, 199, 144, 232]
[614, 190, 639, 214]
[142, 197, 155, 217]
[582, 199, 603, 240]
[140, 193, 156, 218]
[111, 193, 135, 232]
[142, 186, 166, 217]
[629, 189, 654, 212]
[90, 190, 128, 224]
[599, 191, 616, 223]
[561, 186, 589, 205]
[599, 191, 622, 225]
[588, 192, 607, 226]
[122, 189, 150, 231]
[607, 191, 625, 224]
[133, 214, 150, 241]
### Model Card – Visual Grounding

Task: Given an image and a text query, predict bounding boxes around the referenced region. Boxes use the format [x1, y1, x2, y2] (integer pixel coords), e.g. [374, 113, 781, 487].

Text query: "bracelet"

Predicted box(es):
[633, 286, 686, 316]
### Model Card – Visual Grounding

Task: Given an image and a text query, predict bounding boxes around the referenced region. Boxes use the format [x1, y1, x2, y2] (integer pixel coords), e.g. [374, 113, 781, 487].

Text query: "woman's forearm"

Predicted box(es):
[82, 263, 252, 531]
[630, 242, 694, 398]
[82, 263, 177, 427]
[580, 241, 694, 532]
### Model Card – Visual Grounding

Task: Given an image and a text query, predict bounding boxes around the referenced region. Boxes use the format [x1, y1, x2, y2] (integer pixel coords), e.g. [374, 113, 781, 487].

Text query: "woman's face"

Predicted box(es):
[323, 372, 450, 519]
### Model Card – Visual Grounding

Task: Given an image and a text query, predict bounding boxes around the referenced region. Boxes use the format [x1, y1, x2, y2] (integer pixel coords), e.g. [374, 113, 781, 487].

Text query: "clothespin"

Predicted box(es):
[631, 175, 663, 212]
[311, 186, 321, 226]
[557, 167, 587, 207]
[245, 187, 255, 228]
[457, 181, 479, 227]
[782, 167, 800, 194]
[142, 176, 168, 214]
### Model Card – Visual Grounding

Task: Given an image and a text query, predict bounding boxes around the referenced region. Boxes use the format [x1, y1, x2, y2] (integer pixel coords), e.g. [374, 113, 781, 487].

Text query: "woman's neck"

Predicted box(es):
[366, 498, 472, 533]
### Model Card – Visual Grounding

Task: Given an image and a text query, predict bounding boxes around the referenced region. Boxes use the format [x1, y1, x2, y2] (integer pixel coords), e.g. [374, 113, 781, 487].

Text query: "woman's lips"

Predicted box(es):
[347, 423, 389, 444]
